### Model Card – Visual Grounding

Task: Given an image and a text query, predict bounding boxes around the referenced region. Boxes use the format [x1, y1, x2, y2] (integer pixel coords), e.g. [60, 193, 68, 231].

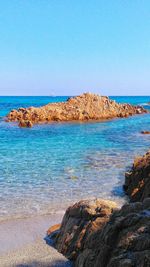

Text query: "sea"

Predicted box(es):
[0, 96, 150, 221]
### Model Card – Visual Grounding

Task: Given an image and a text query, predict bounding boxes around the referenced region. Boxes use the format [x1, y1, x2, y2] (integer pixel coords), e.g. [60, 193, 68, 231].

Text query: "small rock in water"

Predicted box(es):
[141, 131, 150, 134]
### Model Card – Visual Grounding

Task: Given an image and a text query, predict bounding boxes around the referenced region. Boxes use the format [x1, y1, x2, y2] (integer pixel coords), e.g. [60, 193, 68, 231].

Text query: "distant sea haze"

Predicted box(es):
[0, 96, 150, 221]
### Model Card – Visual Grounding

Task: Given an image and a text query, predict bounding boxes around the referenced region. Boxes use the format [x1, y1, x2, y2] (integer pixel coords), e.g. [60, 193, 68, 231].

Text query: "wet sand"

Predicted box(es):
[0, 214, 71, 267]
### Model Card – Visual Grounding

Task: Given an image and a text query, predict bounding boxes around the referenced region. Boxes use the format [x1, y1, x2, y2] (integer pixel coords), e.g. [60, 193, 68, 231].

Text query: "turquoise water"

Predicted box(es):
[0, 96, 150, 221]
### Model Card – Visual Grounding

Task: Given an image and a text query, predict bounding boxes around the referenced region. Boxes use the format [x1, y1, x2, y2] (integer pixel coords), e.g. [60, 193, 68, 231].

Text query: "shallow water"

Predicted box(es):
[0, 96, 150, 221]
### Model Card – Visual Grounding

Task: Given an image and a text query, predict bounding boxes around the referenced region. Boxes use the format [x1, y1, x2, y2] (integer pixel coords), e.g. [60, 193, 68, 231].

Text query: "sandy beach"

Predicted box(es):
[0, 214, 71, 267]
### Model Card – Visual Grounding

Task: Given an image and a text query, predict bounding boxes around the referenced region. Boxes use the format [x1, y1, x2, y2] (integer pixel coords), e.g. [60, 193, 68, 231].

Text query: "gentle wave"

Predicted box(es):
[0, 96, 150, 221]
[140, 103, 150, 106]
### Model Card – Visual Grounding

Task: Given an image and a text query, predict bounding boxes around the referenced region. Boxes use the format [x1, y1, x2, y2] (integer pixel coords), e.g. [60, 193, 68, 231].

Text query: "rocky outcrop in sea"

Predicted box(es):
[6, 93, 147, 127]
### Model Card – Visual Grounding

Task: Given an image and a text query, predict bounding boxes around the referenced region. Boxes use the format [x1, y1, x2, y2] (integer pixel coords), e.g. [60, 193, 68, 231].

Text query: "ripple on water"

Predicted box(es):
[0, 96, 150, 221]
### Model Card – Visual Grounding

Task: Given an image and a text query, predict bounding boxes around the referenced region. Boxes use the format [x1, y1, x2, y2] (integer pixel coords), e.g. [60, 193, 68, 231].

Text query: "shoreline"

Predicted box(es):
[0, 239, 71, 267]
[0, 196, 123, 266]
[0, 213, 62, 254]
[0, 213, 71, 267]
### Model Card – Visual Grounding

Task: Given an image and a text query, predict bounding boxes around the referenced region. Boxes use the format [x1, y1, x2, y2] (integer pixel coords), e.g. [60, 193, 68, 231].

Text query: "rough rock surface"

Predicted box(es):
[76, 198, 150, 267]
[51, 199, 117, 261]
[50, 198, 150, 267]
[6, 93, 147, 127]
[124, 151, 150, 202]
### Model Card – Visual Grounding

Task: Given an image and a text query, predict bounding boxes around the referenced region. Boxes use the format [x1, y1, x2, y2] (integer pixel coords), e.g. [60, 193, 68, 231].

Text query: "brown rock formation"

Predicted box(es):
[49, 198, 150, 267]
[124, 151, 150, 202]
[49, 199, 117, 261]
[76, 198, 150, 267]
[6, 93, 147, 127]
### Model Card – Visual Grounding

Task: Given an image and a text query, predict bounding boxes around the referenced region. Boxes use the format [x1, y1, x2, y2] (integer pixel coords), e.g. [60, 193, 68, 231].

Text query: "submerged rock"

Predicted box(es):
[6, 93, 147, 127]
[124, 151, 150, 202]
[48, 198, 150, 267]
[141, 131, 150, 134]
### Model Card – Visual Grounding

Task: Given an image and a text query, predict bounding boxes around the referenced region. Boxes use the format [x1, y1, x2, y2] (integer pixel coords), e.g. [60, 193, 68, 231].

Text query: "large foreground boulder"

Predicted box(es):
[49, 198, 150, 267]
[6, 93, 147, 127]
[51, 199, 117, 260]
[124, 151, 150, 202]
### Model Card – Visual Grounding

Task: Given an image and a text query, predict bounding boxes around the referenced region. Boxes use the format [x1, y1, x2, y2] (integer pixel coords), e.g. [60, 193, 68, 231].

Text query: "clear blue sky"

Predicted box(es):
[0, 0, 150, 96]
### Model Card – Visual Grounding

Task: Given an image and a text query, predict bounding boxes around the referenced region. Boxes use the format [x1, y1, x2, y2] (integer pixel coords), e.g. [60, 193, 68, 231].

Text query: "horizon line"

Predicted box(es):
[0, 94, 150, 97]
